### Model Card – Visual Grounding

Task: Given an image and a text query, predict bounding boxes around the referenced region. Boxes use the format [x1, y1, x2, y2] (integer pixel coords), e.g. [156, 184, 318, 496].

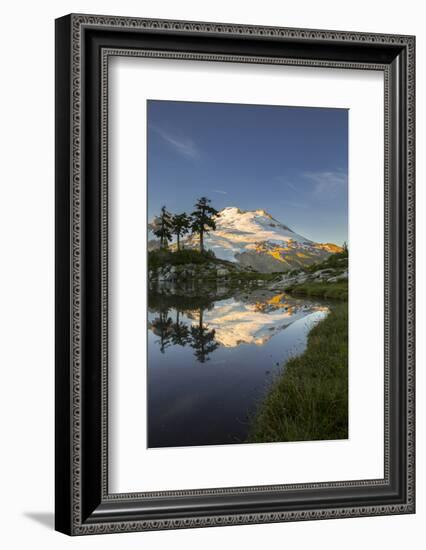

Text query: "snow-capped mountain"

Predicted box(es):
[182, 207, 342, 272]
[200, 294, 328, 348]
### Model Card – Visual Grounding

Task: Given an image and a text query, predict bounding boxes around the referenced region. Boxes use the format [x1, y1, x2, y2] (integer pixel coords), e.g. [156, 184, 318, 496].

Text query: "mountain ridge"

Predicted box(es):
[150, 206, 343, 273]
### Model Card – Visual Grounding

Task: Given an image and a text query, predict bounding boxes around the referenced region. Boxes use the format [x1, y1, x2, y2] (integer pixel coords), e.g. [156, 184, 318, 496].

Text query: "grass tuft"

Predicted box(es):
[285, 281, 348, 300]
[249, 302, 348, 443]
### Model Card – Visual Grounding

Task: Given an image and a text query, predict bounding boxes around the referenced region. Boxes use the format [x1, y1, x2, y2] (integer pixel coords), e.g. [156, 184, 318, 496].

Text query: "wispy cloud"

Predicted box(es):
[282, 180, 300, 194]
[150, 125, 200, 159]
[303, 171, 347, 194]
[212, 189, 228, 195]
[273, 175, 302, 194]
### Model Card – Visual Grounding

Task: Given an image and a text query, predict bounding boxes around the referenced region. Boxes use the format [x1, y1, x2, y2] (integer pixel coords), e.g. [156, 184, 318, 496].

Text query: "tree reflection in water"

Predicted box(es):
[148, 294, 220, 363]
[149, 309, 173, 353]
[148, 288, 328, 364]
[170, 310, 191, 348]
[189, 308, 220, 363]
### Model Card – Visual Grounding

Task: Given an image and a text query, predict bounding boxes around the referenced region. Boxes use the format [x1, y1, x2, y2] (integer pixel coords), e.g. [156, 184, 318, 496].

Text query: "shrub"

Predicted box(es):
[148, 248, 216, 269]
[306, 250, 348, 273]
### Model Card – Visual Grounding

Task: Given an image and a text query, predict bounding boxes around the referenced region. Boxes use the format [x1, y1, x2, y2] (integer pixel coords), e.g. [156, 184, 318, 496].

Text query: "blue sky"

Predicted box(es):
[147, 100, 348, 245]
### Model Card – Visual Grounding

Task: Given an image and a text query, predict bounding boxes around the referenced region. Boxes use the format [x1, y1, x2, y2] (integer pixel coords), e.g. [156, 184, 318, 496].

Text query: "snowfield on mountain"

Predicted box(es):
[161, 207, 342, 273]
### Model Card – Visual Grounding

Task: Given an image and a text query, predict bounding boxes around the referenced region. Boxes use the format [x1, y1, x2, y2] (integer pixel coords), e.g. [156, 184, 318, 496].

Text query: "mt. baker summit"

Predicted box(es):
[178, 206, 342, 273]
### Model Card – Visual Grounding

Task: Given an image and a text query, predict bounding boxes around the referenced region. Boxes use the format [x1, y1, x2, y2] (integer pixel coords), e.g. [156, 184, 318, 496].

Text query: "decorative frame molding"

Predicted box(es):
[55, 14, 415, 535]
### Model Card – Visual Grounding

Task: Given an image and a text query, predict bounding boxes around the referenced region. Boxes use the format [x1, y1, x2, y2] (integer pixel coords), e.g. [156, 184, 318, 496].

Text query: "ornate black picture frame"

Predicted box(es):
[55, 14, 415, 535]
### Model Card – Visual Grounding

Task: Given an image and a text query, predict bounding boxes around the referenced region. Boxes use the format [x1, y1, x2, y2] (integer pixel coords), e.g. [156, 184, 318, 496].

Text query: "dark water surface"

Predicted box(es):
[147, 287, 328, 448]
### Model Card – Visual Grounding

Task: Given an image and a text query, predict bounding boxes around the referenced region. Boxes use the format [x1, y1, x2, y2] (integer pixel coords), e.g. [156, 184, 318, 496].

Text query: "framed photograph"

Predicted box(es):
[55, 14, 415, 535]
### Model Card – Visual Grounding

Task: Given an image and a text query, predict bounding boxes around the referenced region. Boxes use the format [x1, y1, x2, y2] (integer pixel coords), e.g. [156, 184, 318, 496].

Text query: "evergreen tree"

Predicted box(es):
[171, 212, 191, 251]
[191, 197, 218, 253]
[152, 206, 173, 249]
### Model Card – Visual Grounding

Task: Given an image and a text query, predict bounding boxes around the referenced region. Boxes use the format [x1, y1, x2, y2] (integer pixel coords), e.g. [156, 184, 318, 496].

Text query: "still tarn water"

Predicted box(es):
[147, 288, 328, 448]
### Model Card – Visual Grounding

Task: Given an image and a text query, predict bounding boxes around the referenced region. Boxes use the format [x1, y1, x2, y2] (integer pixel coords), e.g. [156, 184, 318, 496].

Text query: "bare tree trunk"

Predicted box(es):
[200, 205, 206, 252]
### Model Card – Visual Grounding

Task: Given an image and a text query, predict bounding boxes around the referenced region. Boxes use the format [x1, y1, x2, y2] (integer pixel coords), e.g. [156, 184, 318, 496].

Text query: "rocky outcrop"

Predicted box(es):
[327, 270, 348, 283]
[235, 250, 289, 273]
[149, 262, 239, 284]
[266, 266, 348, 291]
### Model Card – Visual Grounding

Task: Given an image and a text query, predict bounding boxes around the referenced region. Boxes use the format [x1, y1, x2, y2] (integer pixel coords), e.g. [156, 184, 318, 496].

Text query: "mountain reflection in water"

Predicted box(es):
[148, 288, 328, 448]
